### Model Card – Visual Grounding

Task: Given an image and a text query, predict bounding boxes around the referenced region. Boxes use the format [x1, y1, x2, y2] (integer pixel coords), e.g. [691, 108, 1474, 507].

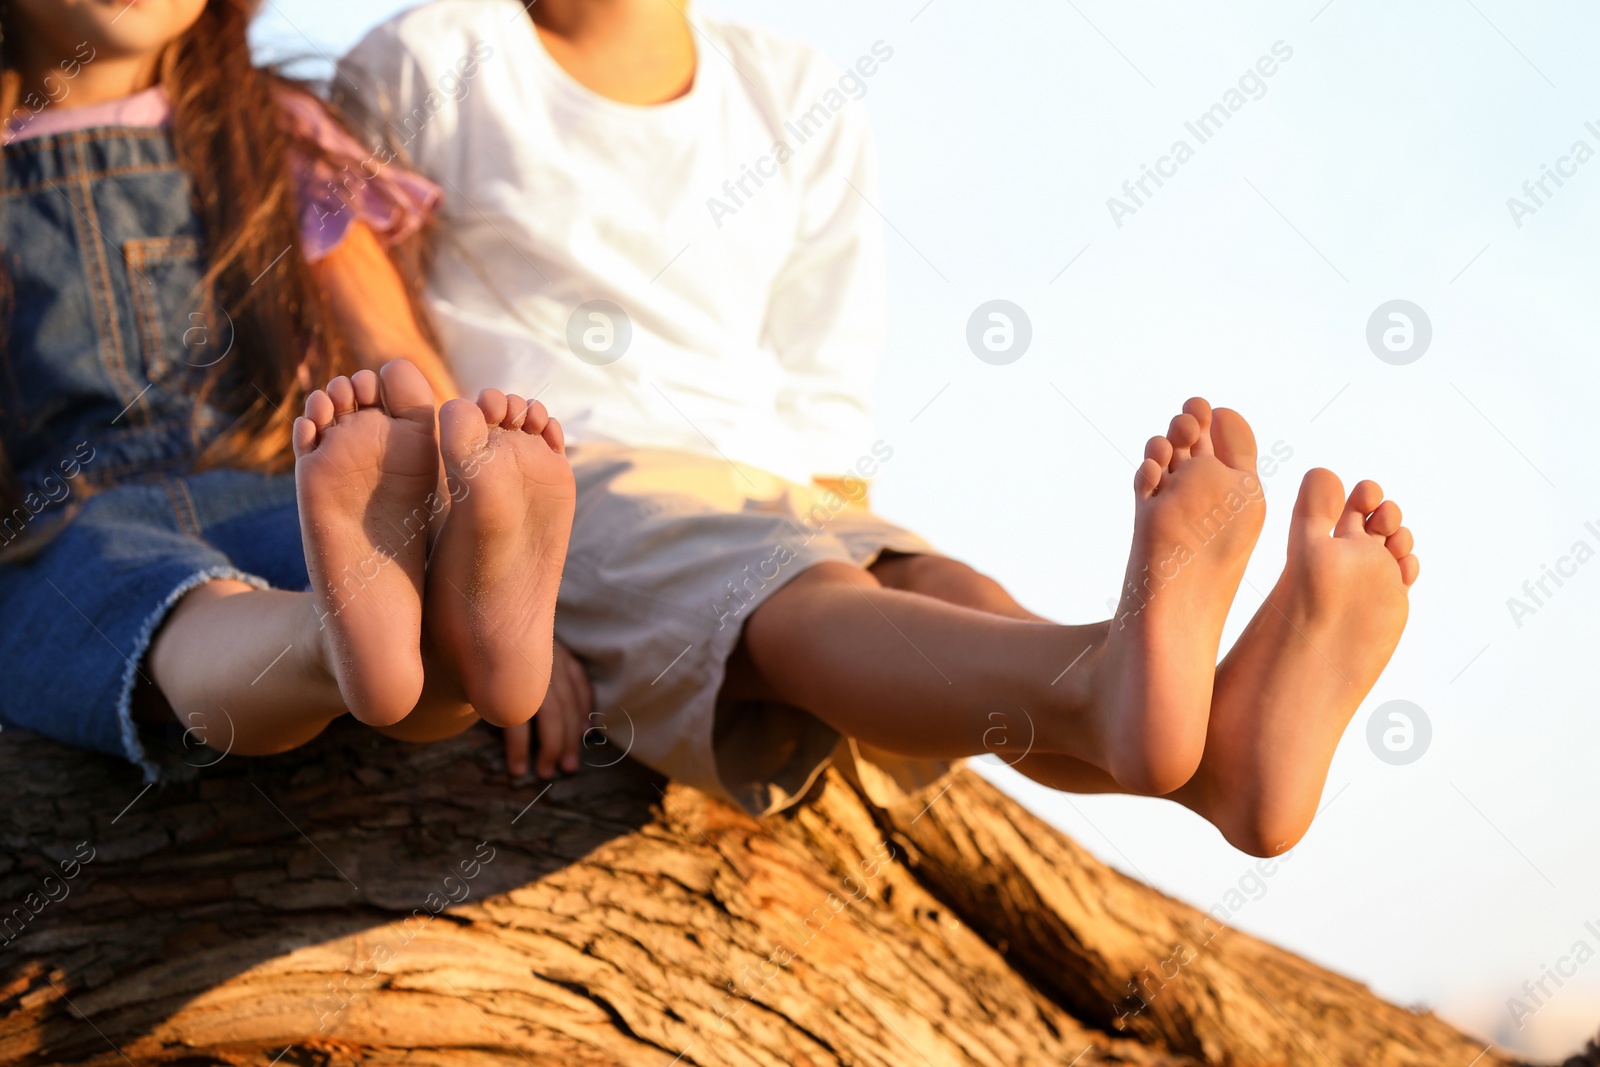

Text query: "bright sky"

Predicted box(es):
[255, 1, 1600, 1057]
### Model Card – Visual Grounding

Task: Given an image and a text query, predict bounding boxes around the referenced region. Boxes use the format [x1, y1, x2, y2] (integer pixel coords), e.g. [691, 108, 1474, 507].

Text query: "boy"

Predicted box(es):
[337, 0, 1418, 854]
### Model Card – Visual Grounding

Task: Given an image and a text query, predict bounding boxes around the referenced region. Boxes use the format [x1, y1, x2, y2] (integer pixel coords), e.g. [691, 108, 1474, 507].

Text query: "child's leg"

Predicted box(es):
[738, 560, 1103, 760]
[144, 580, 350, 754]
[290, 359, 575, 740]
[869, 554, 1127, 794]
[145, 579, 483, 754]
[735, 399, 1266, 794]
[145, 358, 576, 757]
[872, 473, 1420, 855]
[870, 553, 1050, 623]
[144, 359, 461, 752]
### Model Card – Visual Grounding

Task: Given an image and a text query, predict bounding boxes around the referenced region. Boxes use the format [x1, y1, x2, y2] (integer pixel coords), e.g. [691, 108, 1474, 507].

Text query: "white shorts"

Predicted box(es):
[557, 443, 952, 815]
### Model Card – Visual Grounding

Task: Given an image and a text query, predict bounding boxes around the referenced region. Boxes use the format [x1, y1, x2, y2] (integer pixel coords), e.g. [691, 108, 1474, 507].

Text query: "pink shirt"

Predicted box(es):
[5, 86, 173, 144]
[4, 86, 441, 263]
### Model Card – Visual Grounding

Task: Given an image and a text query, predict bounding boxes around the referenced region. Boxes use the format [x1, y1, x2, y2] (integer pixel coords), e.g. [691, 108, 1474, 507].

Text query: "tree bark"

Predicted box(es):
[0, 720, 1571, 1066]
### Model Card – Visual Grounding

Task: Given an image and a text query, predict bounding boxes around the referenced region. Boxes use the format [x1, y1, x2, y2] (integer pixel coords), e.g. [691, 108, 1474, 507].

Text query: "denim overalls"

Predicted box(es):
[0, 125, 309, 776]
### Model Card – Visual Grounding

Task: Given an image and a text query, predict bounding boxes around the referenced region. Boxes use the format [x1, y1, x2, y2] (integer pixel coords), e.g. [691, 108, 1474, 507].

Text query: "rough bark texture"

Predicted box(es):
[0, 721, 1576, 1066]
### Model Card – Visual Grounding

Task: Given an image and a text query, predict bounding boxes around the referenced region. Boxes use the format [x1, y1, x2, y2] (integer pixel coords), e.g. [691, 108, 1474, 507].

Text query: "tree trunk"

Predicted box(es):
[0, 720, 1573, 1066]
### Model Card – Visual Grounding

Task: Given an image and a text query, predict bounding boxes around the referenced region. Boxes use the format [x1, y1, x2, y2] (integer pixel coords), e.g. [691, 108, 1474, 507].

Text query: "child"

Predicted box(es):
[0, 0, 573, 777]
[341, 0, 1419, 855]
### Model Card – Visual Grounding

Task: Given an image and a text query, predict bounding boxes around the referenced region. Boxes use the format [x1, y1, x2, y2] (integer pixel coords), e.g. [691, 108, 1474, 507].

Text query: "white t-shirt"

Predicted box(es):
[339, 0, 890, 482]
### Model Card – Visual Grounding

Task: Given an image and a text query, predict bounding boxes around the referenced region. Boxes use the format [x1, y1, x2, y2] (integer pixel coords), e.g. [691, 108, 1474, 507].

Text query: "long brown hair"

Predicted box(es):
[0, 0, 431, 511]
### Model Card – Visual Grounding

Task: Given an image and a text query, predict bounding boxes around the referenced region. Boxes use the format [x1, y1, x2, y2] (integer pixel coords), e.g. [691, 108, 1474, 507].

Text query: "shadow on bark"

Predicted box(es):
[0, 719, 1580, 1066]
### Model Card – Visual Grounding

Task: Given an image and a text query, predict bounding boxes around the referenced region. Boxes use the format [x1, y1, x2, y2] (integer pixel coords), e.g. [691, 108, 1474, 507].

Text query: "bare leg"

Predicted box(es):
[871, 473, 1420, 852]
[144, 580, 481, 755]
[738, 560, 1101, 761]
[145, 580, 349, 755]
[870, 552, 1047, 622]
[871, 554, 1127, 795]
[142, 360, 497, 757]
[735, 399, 1264, 792]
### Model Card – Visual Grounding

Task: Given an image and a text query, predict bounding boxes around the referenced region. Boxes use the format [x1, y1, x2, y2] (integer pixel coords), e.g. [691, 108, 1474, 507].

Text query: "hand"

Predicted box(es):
[503, 640, 591, 778]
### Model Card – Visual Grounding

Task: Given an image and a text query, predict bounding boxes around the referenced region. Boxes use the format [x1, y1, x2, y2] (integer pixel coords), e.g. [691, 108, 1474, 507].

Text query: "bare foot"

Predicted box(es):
[1177, 469, 1418, 855]
[293, 361, 439, 726]
[425, 389, 575, 728]
[1090, 398, 1266, 794]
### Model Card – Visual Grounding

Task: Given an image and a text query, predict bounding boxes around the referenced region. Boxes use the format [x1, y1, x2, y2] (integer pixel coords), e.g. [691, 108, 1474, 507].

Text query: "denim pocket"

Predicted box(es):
[123, 236, 227, 388]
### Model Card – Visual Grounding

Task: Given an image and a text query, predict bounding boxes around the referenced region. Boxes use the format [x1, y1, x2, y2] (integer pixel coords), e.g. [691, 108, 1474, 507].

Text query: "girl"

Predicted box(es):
[0, 0, 574, 779]
[342, 0, 1421, 856]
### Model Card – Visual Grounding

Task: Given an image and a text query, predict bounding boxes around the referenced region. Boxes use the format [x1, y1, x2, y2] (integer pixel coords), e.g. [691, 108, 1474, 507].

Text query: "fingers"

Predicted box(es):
[558, 704, 582, 775]
[533, 644, 583, 779]
[502, 720, 531, 778]
[534, 674, 570, 780]
[509, 644, 594, 782]
[563, 645, 590, 774]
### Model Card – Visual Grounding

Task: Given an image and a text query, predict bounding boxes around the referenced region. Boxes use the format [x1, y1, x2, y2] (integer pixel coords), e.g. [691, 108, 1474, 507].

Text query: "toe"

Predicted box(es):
[326, 375, 356, 417]
[1183, 398, 1214, 456]
[304, 389, 335, 432]
[503, 393, 529, 430]
[1210, 407, 1259, 475]
[477, 388, 509, 427]
[524, 400, 551, 435]
[1366, 500, 1402, 538]
[378, 359, 436, 422]
[541, 415, 566, 453]
[1397, 554, 1420, 587]
[1292, 468, 1345, 536]
[1336, 480, 1384, 537]
[1144, 434, 1173, 468]
[351, 369, 380, 408]
[438, 397, 490, 466]
[1134, 457, 1163, 500]
[291, 415, 318, 457]
[1166, 413, 1201, 466]
[1386, 526, 1413, 560]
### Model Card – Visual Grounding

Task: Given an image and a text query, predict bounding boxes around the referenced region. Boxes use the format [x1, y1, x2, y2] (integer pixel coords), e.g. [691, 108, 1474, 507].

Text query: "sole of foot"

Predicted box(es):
[293, 360, 440, 726]
[1181, 468, 1418, 855]
[425, 389, 576, 728]
[1092, 397, 1267, 795]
